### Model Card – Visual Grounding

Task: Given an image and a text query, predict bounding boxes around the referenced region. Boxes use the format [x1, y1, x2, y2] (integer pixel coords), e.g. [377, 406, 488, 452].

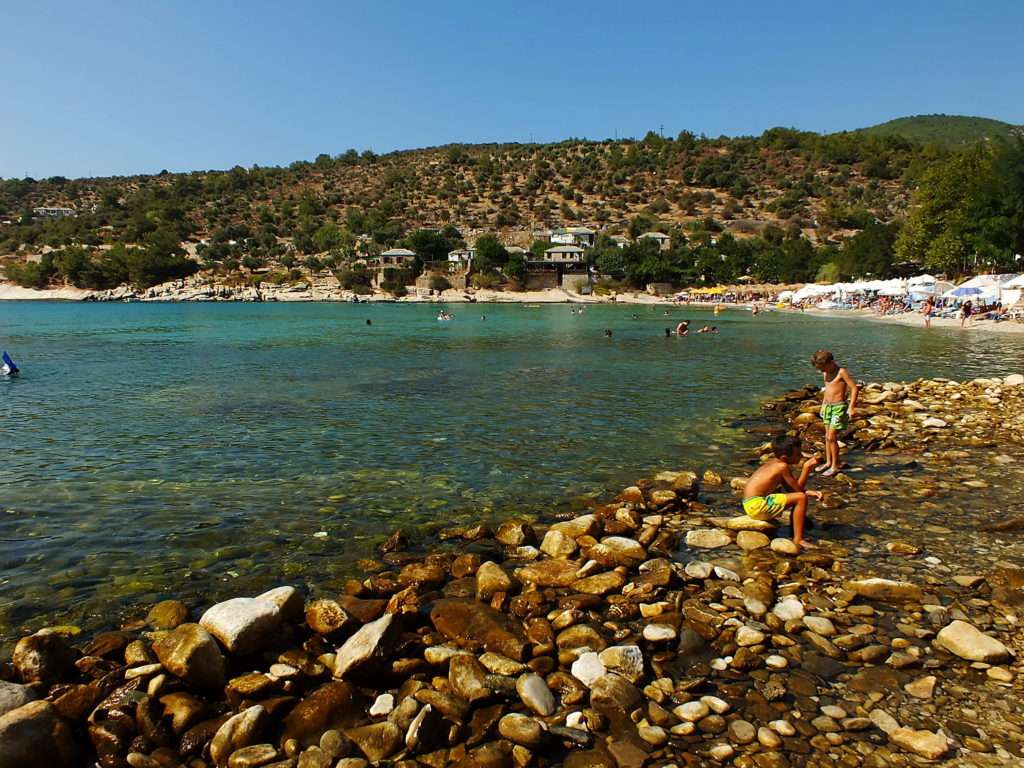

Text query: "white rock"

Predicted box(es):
[570, 652, 606, 688]
[333, 613, 396, 678]
[516, 673, 556, 716]
[869, 709, 900, 736]
[934, 620, 1010, 662]
[684, 561, 713, 579]
[770, 538, 800, 556]
[369, 693, 394, 716]
[642, 624, 677, 643]
[735, 626, 766, 647]
[772, 598, 805, 622]
[1003, 373, 1023, 386]
[674, 701, 709, 721]
[685, 529, 732, 549]
[890, 727, 951, 759]
[770, 719, 796, 736]
[765, 654, 788, 669]
[701, 695, 730, 714]
[803, 616, 836, 636]
[199, 597, 281, 655]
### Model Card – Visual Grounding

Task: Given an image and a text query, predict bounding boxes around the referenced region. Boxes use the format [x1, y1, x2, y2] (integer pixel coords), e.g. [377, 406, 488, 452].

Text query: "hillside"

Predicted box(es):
[853, 114, 1021, 147]
[1, 122, 1011, 290]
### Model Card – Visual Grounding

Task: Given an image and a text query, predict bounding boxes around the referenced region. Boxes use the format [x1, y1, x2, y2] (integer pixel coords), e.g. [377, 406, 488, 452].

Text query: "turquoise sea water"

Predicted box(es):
[2, 301, 1024, 637]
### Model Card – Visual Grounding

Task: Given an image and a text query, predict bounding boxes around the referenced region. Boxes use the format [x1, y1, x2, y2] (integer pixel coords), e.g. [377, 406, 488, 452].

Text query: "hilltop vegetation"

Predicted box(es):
[1, 118, 1022, 291]
[855, 114, 1022, 148]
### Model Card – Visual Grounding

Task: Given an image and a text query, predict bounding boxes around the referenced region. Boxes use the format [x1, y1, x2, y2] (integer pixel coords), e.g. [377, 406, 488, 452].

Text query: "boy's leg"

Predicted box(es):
[783, 492, 816, 549]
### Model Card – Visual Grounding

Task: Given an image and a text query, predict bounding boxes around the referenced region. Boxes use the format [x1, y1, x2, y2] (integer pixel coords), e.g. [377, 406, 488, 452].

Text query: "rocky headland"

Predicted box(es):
[1, 375, 1022, 767]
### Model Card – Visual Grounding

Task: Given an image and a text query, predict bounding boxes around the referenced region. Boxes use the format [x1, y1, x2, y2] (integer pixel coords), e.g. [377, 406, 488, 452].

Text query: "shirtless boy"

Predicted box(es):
[742, 434, 821, 550]
[811, 349, 859, 477]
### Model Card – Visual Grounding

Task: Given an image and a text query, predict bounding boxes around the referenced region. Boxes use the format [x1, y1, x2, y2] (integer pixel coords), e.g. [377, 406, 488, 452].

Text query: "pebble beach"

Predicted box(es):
[2, 373, 1023, 767]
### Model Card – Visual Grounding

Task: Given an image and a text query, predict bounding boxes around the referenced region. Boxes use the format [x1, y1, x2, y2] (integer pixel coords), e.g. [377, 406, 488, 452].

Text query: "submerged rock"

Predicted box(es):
[0, 700, 78, 768]
[933, 620, 1010, 663]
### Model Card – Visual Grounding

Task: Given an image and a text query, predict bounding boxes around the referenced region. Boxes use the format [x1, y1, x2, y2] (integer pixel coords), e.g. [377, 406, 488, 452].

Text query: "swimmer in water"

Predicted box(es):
[604, 329, 613, 338]
[665, 328, 671, 338]
[675, 321, 689, 336]
[366, 319, 372, 325]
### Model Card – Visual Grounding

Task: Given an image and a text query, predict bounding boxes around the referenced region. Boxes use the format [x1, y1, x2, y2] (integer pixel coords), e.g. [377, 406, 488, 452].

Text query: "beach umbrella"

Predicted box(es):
[945, 286, 983, 298]
[1004, 274, 1024, 289]
[908, 274, 937, 286]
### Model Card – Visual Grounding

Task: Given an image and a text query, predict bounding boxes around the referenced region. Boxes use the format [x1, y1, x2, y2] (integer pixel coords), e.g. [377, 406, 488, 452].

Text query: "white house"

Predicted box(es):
[33, 206, 76, 219]
[610, 235, 630, 249]
[543, 245, 586, 262]
[378, 248, 416, 266]
[638, 231, 671, 251]
[550, 226, 596, 248]
[448, 248, 475, 264]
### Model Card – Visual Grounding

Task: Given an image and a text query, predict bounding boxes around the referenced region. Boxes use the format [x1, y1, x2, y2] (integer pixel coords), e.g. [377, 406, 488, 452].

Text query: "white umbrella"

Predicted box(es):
[908, 274, 937, 286]
[1004, 274, 1024, 289]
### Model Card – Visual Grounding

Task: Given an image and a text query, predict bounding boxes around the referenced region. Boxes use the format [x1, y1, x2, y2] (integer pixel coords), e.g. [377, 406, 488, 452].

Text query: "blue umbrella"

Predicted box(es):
[949, 286, 983, 297]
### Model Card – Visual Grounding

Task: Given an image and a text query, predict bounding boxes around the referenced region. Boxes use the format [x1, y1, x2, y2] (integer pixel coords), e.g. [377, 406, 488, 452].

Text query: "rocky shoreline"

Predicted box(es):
[2, 376, 1023, 767]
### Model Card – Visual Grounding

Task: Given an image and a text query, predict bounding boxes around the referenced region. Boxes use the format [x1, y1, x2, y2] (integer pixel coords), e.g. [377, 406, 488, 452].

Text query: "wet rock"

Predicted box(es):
[570, 652, 606, 687]
[0, 700, 78, 768]
[590, 673, 641, 711]
[772, 597, 804, 621]
[933, 620, 1010, 662]
[306, 599, 352, 635]
[495, 520, 537, 547]
[476, 561, 514, 600]
[802, 616, 835, 636]
[0, 680, 37, 718]
[257, 585, 304, 621]
[498, 713, 544, 747]
[200, 597, 282, 655]
[642, 623, 677, 644]
[333, 613, 399, 678]
[890, 727, 951, 759]
[159, 691, 207, 735]
[369, 693, 394, 717]
[904, 675, 936, 699]
[227, 744, 279, 768]
[729, 719, 757, 744]
[336, 595, 386, 624]
[769, 538, 799, 555]
[398, 561, 446, 587]
[345, 721, 403, 762]
[430, 600, 528, 660]
[514, 559, 581, 588]
[736, 531, 770, 550]
[146, 599, 189, 630]
[540, 530, 578, 558]
[709, 515, 776, 532]
[597, 645, 644, 684]
[735, 626, 766, 647]
[281, 681, 365, 747]
[845, 578, 923, 602]
[685, 529, 732, 548]
[450, 655, 491, 703]
[516, 673, 555, 716]
[587, 536, 646, 567]
[152, 623, 227, 688]
[572, 571, 626, 596]
[210, 705, 267, 766]
[12, 632, 77, 686]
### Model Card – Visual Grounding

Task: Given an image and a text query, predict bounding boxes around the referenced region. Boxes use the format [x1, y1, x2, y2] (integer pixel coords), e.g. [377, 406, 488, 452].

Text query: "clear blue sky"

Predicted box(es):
[3, 0, 1022, 179]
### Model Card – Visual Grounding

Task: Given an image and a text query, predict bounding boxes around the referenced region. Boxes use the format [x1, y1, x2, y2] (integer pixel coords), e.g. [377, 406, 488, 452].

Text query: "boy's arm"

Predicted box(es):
[782, 464, 804, 491]
[841, 368, 860, 415]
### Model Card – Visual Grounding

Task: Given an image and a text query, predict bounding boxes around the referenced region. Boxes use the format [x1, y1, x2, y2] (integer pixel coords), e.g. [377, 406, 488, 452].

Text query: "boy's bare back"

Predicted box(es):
[744, 458, 789, 498]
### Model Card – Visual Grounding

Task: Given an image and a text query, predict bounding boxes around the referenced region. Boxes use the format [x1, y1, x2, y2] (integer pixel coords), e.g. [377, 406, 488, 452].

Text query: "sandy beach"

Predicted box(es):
[804, 306, 1024, 334]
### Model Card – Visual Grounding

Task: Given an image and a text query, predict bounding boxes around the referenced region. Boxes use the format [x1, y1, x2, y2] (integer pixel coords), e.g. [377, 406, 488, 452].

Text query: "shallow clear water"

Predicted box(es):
[2, 302, 1024, 637]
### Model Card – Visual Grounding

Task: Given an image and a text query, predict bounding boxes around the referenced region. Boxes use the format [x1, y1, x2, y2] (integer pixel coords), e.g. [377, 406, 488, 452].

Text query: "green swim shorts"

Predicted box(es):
[820, 401, 848, 430]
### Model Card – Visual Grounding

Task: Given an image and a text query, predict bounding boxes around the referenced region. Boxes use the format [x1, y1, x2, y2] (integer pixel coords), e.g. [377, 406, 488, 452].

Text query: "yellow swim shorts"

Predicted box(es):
[742, 493, 787, 521]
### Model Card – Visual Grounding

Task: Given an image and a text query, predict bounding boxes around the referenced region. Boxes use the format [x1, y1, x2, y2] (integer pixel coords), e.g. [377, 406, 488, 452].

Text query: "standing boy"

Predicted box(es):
[811, 349, 858, 477]
[742, 434, 821, 550]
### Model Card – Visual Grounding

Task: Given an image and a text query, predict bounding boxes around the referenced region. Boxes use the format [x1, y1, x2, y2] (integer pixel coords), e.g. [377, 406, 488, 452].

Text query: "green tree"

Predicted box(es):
[473, 234, 508, 272]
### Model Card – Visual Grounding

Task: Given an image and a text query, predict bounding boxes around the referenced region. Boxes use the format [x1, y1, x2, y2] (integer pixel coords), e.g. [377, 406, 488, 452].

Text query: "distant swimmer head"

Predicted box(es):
[604, 329, 613, 337]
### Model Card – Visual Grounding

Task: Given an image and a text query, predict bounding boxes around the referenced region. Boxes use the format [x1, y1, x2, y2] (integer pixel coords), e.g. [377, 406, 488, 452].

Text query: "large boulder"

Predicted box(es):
[430, 600, 528, 661]
[333, 614, 400, 679]
[200, 597, 282, 655]
[933, 620, 1011, 663]
[152, 623, 227, 688]
[12, 632, 78, 686]
[0, 701, 78, 768]
[0, 681, 37, 718]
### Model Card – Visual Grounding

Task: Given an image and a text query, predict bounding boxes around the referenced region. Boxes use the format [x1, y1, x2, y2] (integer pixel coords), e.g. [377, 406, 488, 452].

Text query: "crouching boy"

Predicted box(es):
[741, 434, 822, 550]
